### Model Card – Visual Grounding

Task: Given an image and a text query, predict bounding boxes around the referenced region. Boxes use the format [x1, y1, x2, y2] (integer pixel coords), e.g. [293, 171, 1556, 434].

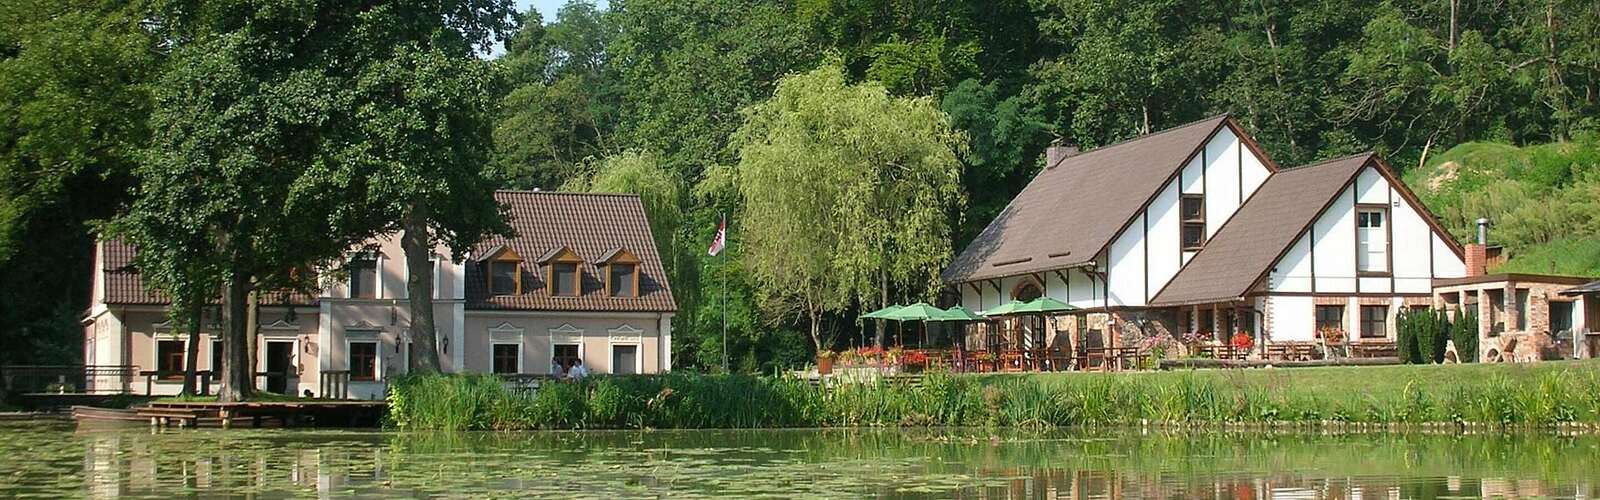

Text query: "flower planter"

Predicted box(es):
[817, 356, 834, 375]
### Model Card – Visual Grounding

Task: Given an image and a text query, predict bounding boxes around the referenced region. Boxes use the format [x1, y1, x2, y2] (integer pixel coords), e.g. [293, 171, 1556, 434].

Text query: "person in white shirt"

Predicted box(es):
[568, 359, 589, 379]
[550, 358, 565, 378]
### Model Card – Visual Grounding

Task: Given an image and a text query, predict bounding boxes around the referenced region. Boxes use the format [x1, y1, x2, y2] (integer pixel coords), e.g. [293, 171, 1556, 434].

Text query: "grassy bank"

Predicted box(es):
[386, 360, 1600, 431]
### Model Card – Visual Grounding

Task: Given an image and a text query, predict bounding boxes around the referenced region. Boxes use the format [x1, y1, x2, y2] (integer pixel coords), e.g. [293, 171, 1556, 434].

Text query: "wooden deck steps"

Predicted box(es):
[71, 400, 387, 429]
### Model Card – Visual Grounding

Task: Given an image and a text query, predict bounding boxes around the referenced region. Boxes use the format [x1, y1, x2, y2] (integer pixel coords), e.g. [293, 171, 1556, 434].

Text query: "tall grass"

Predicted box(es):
[387, 364, 1600, 430]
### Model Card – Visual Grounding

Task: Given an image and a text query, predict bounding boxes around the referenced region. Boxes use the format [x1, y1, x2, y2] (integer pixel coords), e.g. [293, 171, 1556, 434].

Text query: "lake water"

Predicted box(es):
[1, 422, 1597, 498]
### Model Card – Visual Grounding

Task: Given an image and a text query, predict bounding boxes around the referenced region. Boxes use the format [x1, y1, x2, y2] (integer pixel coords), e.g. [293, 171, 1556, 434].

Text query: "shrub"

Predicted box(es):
[1453, 311, 1479, 362]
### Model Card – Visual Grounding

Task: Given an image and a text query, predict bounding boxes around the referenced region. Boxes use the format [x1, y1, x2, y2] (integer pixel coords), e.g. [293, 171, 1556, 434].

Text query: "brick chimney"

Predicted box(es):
[1464, 217, 1491, 277]
[1465, 244, 1487, 277]
[1045, 139, 1080, 170]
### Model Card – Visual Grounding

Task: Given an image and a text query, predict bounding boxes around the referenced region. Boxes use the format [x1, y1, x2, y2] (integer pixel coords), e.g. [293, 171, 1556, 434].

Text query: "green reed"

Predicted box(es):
[387, 362, 1600, 430]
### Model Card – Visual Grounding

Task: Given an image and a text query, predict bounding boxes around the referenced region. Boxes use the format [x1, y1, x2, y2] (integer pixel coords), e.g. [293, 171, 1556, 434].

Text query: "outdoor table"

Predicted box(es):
[1112, 347, 1142, 371]
[1000, 351, 1025, 372]
[1078, 347, 1112, 372]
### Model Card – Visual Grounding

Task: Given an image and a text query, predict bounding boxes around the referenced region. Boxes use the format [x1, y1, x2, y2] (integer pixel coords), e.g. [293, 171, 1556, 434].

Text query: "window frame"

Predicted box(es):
[157, 339, 186, 380]
[348, 255, 379, 299]
[210, 338, 224, 373]
[552, 343, 581, 373]
[607, 263, 639, 297]
[610, 343, 640, 375]
[348, 341, 379, 381]
[1355, 206, 1391, 275]
[550, 262, 580, 297]
[1359, 305, 1388, 339]
[489, 260, 520, 296]
[1180, 194, 1206, 251]
[491, 342, 521, 375]
[1315, 305, 1345, 333]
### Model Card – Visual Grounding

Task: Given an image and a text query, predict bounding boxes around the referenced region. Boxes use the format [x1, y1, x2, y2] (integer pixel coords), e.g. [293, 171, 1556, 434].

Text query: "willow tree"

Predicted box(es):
[729, 63, 966, 352]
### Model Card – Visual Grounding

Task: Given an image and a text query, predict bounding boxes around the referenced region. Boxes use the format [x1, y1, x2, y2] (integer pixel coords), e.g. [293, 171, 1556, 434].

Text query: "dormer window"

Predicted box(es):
[475, 245, 523, 296]
[490, 261, 519, 295]
[598, 248, 641, 297]
[551, 263, 579, 296]
[537, 246, 584, 297]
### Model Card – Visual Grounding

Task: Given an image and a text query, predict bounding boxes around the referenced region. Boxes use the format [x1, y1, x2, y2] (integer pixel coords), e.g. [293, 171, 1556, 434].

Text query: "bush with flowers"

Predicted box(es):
[1315, 327, 1345, 344]
[1229, 331, 1254, 351]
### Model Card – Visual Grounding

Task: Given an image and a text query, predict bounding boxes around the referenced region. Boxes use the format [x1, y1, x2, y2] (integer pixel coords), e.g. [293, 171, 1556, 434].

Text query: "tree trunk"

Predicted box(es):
[219, 270, 254, 402]
[247, 287, 260, 392]
[809, 308, 824, 354]
[180, 292, 203, 396]
[875, 266, 887, 347]
[1448, 0, 1458, 53]
[401, 202, 442, 374]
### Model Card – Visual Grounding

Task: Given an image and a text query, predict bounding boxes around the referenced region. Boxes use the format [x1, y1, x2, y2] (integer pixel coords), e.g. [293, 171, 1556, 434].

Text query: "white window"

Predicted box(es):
[1357, 208, 1388, 273]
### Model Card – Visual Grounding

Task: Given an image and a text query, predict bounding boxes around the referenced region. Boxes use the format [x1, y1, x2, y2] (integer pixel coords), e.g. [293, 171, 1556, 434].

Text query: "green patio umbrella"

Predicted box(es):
[934, 305, 985, 321]
[981, 300, 1028, 317]
[884, 302, 944, 320]
[860, 304, 905, 319]
[883, 302, 946, 347]
[1013, 296, 1078, 314]
[860, 304, 904, 349]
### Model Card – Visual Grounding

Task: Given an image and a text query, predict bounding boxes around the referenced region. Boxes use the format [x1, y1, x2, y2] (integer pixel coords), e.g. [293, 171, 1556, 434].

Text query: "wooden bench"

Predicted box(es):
[1196, 344, 1248, 361]
[136, 407, 213, 428]
[1265, 342, 1318, 361]
[1350, 341, 1398, 358]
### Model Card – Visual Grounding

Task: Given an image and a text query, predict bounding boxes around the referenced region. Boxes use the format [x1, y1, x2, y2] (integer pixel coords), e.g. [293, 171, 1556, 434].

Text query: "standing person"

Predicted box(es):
[550, 358, 565, 378]
[568, 359, 589, 379]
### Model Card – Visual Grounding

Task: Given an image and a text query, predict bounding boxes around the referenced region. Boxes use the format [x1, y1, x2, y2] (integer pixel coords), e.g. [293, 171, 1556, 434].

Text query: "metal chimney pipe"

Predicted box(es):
[1475, 218, 1491, 244]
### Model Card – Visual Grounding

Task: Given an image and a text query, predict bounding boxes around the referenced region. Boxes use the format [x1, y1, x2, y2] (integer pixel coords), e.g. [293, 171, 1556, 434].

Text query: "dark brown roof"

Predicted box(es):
[1148, 154, 1374, 306]
[941, 115, 1236, 284]
[101, 239, 166, 305]
[98, 239, 317, 306]
[465, 191, 677, 312]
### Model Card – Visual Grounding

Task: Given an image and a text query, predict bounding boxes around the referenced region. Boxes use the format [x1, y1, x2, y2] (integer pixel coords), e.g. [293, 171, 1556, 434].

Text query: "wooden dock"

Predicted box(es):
[73, 400, 387, 429]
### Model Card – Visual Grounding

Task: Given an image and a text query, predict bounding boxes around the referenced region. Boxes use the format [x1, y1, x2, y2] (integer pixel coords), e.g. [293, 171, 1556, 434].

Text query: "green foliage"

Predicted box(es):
[1453, 311, 1479, 363]
[0, 0, 158, 364]
[1397, 309, 1451, 364]
[1408, 136, 1600, 276]
[728, 63, 966, 350]
[390, 362, 1600, 430]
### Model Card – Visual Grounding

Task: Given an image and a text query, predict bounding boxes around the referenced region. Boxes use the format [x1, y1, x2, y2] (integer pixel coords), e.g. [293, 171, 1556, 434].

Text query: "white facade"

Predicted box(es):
[948, 119, 1465, 344]
[1257, 164, 1466, 341]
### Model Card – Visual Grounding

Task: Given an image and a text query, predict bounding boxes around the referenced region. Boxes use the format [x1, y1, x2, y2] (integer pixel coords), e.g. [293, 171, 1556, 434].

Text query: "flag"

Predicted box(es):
[707, 218, 726, 256]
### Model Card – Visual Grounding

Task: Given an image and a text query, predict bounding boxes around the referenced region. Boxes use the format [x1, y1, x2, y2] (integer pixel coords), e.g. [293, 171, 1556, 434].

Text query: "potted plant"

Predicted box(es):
[977, 351, 999, 372]
[1230, 331, 1254, 352]
[816, 350, 835, 375]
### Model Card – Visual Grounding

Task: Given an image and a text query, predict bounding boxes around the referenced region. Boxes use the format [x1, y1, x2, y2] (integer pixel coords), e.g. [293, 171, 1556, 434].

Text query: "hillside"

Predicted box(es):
[1404, 137, 1600, 277]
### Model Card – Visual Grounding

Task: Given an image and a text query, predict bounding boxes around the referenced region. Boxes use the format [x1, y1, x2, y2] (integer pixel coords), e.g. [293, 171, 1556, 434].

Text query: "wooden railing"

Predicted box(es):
[2, 365, 137, 394]
[138, 370, 214, 396]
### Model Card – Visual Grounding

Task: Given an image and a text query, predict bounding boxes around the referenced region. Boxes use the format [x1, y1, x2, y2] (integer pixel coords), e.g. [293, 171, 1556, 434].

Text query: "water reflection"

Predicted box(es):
[3, 423, 1597, 498]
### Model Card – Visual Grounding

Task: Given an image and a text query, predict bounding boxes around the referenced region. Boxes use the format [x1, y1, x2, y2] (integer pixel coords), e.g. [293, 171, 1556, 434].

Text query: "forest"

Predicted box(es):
[2, 0, 1598, 375]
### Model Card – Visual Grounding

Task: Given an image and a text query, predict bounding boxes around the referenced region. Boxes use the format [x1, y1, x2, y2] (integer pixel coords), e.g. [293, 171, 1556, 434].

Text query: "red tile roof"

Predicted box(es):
[99, 239, 317, 306]
[98, 191, 676, 313]
[941, 115, 1235, 283]
[465, 191, 677, 312]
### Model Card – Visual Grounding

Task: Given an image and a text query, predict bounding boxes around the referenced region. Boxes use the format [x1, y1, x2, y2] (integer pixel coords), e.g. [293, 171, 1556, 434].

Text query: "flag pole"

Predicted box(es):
[721, 213, 728, 374]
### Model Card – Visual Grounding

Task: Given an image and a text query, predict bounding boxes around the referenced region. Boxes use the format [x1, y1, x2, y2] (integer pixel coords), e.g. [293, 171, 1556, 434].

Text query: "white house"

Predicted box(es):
[82, 191, 676, 398]
[941, 115, 1466, 348]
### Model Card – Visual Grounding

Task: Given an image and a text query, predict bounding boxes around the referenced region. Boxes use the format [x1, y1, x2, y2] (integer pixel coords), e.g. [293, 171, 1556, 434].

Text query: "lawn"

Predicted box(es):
[1009, 358, 1600, 395]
